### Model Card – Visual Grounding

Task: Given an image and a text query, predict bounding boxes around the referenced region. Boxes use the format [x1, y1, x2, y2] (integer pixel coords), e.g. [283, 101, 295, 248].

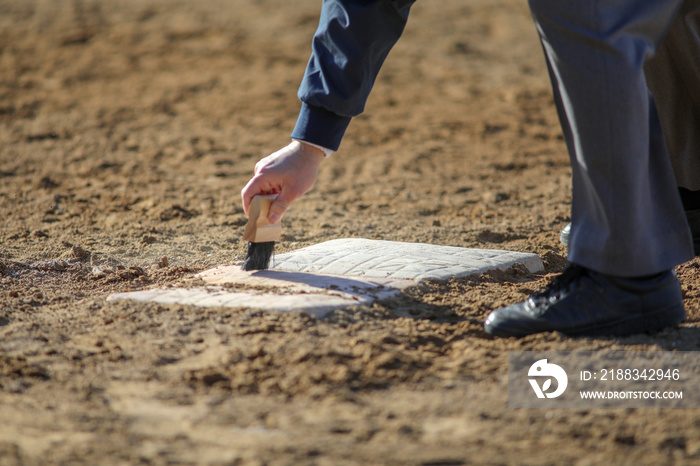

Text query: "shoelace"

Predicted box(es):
[529, 264, 586, 308]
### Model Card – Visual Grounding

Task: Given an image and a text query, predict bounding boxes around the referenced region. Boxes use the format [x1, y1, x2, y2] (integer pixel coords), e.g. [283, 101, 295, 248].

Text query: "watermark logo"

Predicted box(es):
[528, 359, 568, 399]
[509, 352, 696, 408]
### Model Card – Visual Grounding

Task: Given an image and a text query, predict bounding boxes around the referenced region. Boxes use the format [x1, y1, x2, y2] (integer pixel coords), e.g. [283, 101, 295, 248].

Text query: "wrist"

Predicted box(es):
[292, 138, 334, 158]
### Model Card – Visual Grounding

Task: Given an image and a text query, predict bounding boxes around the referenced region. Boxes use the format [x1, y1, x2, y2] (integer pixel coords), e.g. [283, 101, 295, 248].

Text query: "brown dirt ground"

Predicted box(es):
[2, 1, 700, 465]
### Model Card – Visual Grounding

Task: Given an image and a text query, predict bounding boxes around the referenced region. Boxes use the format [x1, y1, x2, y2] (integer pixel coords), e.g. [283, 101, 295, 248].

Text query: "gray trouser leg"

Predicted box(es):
[645, 0, 700, 191]
[529, 0, 694, 276]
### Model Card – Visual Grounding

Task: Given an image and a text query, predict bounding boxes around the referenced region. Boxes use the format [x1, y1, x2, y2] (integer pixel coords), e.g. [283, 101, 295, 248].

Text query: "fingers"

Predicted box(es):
[240, 178, 257, 216]
[241, 176, 297, 224]
[241, 176, 277, 216]
[240, 141, 324, 220]
[267, 188, 294, 225]
[241, 147, 291, 214]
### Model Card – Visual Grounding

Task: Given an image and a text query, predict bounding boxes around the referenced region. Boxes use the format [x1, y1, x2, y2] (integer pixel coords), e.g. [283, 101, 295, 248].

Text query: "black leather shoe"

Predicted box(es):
[484, 265, 686, 338]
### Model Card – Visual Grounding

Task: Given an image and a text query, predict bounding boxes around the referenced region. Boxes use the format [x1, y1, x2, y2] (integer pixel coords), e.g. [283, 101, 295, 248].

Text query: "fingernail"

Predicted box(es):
[269, 214, 280, 224]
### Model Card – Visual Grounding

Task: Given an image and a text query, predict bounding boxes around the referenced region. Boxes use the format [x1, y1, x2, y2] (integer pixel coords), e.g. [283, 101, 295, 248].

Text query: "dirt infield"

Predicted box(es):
[2, 1, 700, 464]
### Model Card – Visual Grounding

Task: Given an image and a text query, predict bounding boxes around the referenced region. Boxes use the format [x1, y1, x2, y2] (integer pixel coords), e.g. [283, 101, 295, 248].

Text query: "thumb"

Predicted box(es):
[268, 190, 294, 224]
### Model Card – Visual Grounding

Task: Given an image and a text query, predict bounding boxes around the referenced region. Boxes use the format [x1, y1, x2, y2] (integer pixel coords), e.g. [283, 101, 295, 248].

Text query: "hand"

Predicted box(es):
[241, 140, 325, 224]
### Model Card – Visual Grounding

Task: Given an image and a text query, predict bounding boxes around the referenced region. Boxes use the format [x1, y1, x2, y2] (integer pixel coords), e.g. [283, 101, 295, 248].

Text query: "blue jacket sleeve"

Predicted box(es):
[291, 0, 416, 151]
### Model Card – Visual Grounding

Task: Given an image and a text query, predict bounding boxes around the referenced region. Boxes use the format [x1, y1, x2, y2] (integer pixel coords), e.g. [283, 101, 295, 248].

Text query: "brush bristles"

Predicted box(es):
[241, 241, 275, 271]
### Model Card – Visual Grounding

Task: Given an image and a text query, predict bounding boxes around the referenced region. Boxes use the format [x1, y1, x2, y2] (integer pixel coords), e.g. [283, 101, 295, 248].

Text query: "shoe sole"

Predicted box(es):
[486, 303, 686, 338]
[564, 302, 686, 337]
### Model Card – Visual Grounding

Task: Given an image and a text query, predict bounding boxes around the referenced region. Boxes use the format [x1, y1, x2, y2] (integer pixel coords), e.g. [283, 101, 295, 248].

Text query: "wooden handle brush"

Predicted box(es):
[241, 194, 281, 270]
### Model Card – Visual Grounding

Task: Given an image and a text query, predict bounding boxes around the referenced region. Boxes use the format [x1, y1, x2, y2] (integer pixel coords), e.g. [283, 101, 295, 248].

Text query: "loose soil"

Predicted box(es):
[2, 1, 700, 464]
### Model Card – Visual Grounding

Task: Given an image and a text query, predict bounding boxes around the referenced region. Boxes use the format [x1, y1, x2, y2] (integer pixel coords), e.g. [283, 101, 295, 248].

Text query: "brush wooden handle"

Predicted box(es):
[243, 194, 282, 243]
